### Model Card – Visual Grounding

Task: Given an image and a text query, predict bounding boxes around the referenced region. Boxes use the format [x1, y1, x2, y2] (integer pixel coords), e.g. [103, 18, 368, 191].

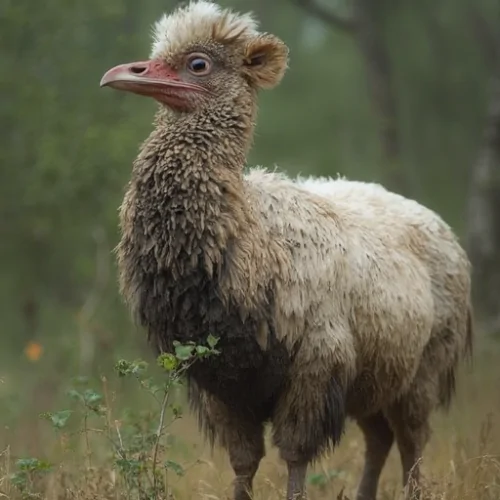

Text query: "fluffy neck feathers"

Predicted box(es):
[122, 98, 260, 280]
[117, 95, 290, 323]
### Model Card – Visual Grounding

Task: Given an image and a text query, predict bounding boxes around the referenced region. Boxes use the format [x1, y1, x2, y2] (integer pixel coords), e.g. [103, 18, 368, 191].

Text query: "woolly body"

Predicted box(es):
[118, 114, 471, 458]
[107, 2, 473, 499]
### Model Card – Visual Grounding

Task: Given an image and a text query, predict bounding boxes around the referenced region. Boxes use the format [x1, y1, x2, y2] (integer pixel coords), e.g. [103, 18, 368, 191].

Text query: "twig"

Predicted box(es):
[150, 361, 194, 497]
[152, 389, 171, 498]
[292, 0, 356, 33]
[113, 420, 134, 500]
[115, 420, 124, 451]
[83, 413, 92, 471]
[101, 375, 114, 441]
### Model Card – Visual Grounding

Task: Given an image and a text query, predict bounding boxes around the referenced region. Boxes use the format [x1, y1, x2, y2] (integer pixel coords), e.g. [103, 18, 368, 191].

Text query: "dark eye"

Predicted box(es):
[186, 54, 212, 76]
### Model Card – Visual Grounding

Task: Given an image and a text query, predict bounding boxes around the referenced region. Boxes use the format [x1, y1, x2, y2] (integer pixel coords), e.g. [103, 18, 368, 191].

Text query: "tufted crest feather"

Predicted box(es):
[150, 0, 260, 58]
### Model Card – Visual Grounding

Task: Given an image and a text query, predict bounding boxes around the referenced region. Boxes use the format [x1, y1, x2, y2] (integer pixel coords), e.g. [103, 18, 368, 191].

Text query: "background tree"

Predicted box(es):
[294, 0, 406, 193]
[465, 2, 500, 333]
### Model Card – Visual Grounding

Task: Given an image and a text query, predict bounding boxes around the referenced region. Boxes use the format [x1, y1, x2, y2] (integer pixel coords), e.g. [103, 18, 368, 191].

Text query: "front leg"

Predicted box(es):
[271, 369, 347, 500]
[189, 384, 264, 500]
[229, 421, 265, 500]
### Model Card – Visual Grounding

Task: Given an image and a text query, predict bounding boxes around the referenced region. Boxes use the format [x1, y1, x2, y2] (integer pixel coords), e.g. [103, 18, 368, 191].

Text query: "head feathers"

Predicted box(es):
[150, 1, 259, 58]
[150, 1, 289, 90]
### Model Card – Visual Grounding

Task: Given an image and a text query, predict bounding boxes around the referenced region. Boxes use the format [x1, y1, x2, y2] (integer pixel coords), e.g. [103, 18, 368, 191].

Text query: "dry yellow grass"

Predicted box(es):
[1, 339, 499, 500]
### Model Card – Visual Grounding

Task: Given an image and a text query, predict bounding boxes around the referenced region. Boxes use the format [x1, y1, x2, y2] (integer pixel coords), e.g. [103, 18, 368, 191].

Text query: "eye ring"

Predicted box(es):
[186, 53, 212, 76]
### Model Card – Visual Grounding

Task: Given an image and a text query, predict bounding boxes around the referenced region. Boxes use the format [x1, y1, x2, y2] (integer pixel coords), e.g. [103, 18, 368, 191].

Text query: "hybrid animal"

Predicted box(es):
[100, 2, 473, 499]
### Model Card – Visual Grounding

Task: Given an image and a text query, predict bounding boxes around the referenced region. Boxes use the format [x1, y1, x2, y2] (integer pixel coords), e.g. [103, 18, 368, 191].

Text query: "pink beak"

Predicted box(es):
[100, 59, 206, 105]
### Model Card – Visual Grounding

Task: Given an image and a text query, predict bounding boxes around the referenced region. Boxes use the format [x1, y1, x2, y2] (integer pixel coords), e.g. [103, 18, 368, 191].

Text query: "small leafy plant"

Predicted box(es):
[9, 458, 53, 499]
[10, 335, 220, 500]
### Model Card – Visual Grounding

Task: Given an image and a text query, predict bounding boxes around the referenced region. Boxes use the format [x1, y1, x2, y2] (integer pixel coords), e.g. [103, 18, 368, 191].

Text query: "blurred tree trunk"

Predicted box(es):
[466, 8, 500, 334]
[293, 0, 409, 195]
[22, 294, 39, 340]
[351, 0, 408, 194]
[467, 75, 500, 334]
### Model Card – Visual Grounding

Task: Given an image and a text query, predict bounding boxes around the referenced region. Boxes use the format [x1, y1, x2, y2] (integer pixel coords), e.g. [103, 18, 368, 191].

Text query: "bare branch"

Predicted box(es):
[293, 0, 356, 33]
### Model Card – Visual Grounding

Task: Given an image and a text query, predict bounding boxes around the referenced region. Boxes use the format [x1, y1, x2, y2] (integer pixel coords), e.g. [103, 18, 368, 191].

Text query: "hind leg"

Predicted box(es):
[356, 412, 394, 500]
[392, 415, 430, 499]
[387, 397, 431, 500]
[386, 327, 462, 499]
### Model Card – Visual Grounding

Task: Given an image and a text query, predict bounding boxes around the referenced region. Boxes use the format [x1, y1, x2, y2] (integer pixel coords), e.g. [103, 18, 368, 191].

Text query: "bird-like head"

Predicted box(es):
[100, 1, 289, 113]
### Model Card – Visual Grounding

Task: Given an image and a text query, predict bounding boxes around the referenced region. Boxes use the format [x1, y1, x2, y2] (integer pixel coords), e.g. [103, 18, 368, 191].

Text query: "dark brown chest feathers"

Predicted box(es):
[134, 260, 291, 420]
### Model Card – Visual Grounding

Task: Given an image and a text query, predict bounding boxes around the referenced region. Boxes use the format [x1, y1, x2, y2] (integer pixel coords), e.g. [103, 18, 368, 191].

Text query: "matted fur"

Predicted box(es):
[111, 2, 474, 499]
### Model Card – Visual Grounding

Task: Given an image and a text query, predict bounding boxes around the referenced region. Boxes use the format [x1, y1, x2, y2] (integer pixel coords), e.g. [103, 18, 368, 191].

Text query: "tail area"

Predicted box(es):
[438, 305, 475, 410]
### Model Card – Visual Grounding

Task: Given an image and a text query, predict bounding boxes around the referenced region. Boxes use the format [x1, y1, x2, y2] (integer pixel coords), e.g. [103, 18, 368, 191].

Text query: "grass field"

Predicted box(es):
[0, 337, 499, 500]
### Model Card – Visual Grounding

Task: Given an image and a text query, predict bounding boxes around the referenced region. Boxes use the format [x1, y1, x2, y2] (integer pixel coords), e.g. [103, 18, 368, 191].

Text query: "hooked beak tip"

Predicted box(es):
[99, 70, 124, 88]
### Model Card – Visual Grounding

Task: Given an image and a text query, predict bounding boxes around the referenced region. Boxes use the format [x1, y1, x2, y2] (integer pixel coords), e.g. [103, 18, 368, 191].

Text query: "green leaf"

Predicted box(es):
[174, 344, 194, 361]
[195, 345, 210, 356]
[40, 410, 73, 429]
[15, 458, 52, 473]
[173, 340, 195, 347]
[67, 389, 83, 402]
[131, 360, 148, 375]
[114, 359, 132, 377]
[10, 472, 27, 488]
[52, 410, 72, 428]
[83, 389, 102, 406]
[164, 460, 185, 476]
[207, 334, 219, 349]
[114, 359, 148, 378]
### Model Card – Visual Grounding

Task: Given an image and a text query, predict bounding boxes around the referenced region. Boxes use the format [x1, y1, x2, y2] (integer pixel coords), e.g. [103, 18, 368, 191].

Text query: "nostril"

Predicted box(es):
[130, 65, 148, 75]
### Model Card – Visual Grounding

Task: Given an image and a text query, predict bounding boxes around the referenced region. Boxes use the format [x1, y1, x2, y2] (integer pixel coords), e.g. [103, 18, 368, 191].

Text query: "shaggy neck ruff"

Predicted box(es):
[130, 97, 259, 279]
[118, 91, 284, 325]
